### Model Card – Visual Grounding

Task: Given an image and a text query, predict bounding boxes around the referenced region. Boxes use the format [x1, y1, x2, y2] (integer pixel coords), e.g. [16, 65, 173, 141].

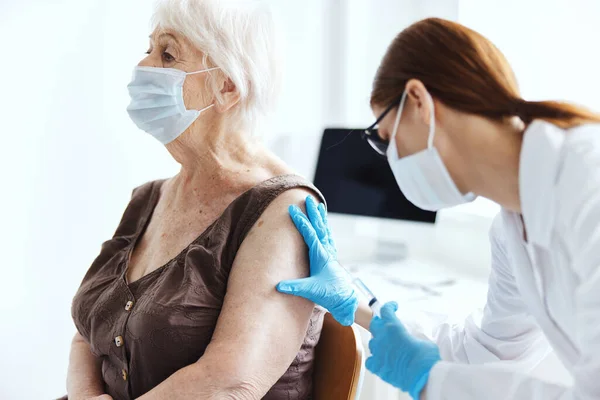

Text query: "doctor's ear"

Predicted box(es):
[405, 79, 433, 126]
[214, 77, 241, 113]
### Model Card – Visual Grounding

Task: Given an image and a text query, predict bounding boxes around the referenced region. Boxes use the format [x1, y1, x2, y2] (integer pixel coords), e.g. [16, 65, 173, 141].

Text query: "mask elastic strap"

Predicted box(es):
[426, 93, 436, 149]
[197, 104, 215, 113]
[187, 67, 220, 75]
[390, 91, 408, 145]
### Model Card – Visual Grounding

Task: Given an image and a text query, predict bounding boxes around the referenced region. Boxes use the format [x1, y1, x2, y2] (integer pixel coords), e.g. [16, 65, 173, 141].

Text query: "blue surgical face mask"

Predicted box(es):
[126, 66, 219, 145]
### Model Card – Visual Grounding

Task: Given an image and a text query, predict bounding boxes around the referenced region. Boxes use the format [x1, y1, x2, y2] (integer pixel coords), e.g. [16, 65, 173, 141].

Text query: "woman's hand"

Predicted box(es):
[276, 195, 359, 326]
[86, 396, 113, 400]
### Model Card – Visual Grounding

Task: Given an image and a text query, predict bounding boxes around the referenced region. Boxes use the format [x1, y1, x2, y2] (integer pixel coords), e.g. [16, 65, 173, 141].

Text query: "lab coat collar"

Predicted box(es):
[519, 120, 566, 248]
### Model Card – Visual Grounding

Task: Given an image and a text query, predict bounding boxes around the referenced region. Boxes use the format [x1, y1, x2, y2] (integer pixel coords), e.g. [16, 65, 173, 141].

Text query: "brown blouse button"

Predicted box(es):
[115, 336, 124, 347]
[121, 369, 128, 381]
[125, 300, 134, 311]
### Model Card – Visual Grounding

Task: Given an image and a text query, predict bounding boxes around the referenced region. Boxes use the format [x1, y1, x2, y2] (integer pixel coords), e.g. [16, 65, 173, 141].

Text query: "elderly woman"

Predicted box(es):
[63, 1, 324, 399]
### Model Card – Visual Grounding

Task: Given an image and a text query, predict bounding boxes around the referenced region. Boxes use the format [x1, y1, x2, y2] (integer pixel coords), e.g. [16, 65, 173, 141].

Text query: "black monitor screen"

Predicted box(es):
[313, 128, 436, 223]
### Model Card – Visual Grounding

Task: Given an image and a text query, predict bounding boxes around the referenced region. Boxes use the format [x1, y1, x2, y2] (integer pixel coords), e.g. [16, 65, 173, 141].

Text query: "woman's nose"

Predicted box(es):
[137, 53, 161, 68]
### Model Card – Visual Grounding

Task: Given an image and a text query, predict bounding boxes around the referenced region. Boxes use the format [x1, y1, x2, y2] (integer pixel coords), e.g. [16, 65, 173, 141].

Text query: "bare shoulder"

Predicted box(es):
[229, 185, 320, 288]
[244, 186, 316, 244]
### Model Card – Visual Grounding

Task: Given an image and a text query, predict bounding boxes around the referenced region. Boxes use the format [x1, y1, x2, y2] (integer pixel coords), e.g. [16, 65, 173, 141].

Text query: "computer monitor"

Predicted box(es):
[313, 128, 436, 223]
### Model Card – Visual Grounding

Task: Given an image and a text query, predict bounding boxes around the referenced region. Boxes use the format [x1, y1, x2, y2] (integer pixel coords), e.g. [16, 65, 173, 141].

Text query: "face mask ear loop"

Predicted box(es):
[426, 93, 436, 149]
[186, 67, 220, 75]
[389, 90, 408, 147]
[197, 103, 215, 113]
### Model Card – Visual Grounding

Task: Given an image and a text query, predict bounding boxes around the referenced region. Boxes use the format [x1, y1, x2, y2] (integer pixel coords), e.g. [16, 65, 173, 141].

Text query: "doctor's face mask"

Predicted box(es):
[386, 91, 476, 211]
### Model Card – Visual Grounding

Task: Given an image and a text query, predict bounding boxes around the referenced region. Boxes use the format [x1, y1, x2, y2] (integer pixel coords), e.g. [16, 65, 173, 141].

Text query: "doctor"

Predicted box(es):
[277, 17, 600, 400]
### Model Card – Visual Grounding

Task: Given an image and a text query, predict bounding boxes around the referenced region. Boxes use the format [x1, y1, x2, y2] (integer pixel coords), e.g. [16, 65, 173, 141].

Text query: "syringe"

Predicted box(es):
[352, 276, 382, 317]
[340, 267, 382, 317]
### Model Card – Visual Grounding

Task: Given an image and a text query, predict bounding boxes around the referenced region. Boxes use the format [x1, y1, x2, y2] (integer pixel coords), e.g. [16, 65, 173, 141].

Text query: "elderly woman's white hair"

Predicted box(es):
[151, 0, 281, 134]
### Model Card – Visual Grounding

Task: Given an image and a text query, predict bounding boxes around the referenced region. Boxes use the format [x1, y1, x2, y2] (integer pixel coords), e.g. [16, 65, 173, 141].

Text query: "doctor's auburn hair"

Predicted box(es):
[371, 18, 600, 129]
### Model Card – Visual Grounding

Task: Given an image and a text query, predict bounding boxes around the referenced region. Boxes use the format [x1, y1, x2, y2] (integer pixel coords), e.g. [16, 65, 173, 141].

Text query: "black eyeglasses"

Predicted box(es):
[361, 95, 403, 157]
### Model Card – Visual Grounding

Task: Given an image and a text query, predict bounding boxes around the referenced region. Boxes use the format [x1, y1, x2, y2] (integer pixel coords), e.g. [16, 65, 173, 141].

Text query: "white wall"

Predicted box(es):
[0, 2, 158, 398]
[459, 0, 600, 111]
[272, 0, 460, 178]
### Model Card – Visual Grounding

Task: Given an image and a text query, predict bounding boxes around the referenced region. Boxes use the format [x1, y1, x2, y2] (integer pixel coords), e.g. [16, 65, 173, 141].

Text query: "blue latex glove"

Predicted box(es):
[367, 302, 441, 400]
[276, 195, 359, 326]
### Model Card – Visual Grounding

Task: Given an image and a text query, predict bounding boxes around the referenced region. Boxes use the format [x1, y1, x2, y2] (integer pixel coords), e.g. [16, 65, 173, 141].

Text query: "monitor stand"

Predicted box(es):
[333, 215, 411, 266]
[373, 220, 409, 264]
[374, 237, 408, 264]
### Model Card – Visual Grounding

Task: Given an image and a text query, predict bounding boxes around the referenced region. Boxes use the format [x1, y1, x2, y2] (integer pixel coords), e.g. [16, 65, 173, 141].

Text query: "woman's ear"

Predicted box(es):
[214, 77, 241, 113]
[405, 79, 433, 126]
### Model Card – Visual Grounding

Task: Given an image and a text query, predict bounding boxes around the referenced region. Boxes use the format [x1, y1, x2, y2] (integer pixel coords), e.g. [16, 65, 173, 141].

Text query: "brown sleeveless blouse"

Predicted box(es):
[69, 175, 325, 400]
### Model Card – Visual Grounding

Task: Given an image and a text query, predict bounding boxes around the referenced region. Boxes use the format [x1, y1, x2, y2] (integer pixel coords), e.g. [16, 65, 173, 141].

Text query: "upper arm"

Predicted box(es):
[200, 188, 317, 397]
[434, 214, 548, 365]
[475, 214, 548, 361]
[482, 214, 531, 333]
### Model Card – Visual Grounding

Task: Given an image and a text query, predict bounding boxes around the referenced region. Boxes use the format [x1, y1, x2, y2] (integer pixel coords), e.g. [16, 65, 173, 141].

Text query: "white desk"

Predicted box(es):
[348, 259, 489, 318]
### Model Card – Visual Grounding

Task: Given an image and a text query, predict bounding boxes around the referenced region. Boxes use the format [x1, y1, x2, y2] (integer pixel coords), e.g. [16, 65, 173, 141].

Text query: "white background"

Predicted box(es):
[1, 0, 599, 399]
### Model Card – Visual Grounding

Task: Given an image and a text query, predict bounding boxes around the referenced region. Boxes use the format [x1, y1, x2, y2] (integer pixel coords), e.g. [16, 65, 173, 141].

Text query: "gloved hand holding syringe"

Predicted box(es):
[277, 196, 442, 400]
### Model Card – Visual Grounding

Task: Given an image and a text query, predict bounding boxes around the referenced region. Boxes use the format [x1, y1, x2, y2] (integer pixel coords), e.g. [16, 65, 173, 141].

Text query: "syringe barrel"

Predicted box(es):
[353, 277, 382, 317]
[353, 277, 377, 300]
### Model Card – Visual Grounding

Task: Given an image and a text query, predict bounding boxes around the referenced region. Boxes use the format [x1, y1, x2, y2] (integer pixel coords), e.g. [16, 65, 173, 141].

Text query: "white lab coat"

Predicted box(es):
[414, 120, 600, 399]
